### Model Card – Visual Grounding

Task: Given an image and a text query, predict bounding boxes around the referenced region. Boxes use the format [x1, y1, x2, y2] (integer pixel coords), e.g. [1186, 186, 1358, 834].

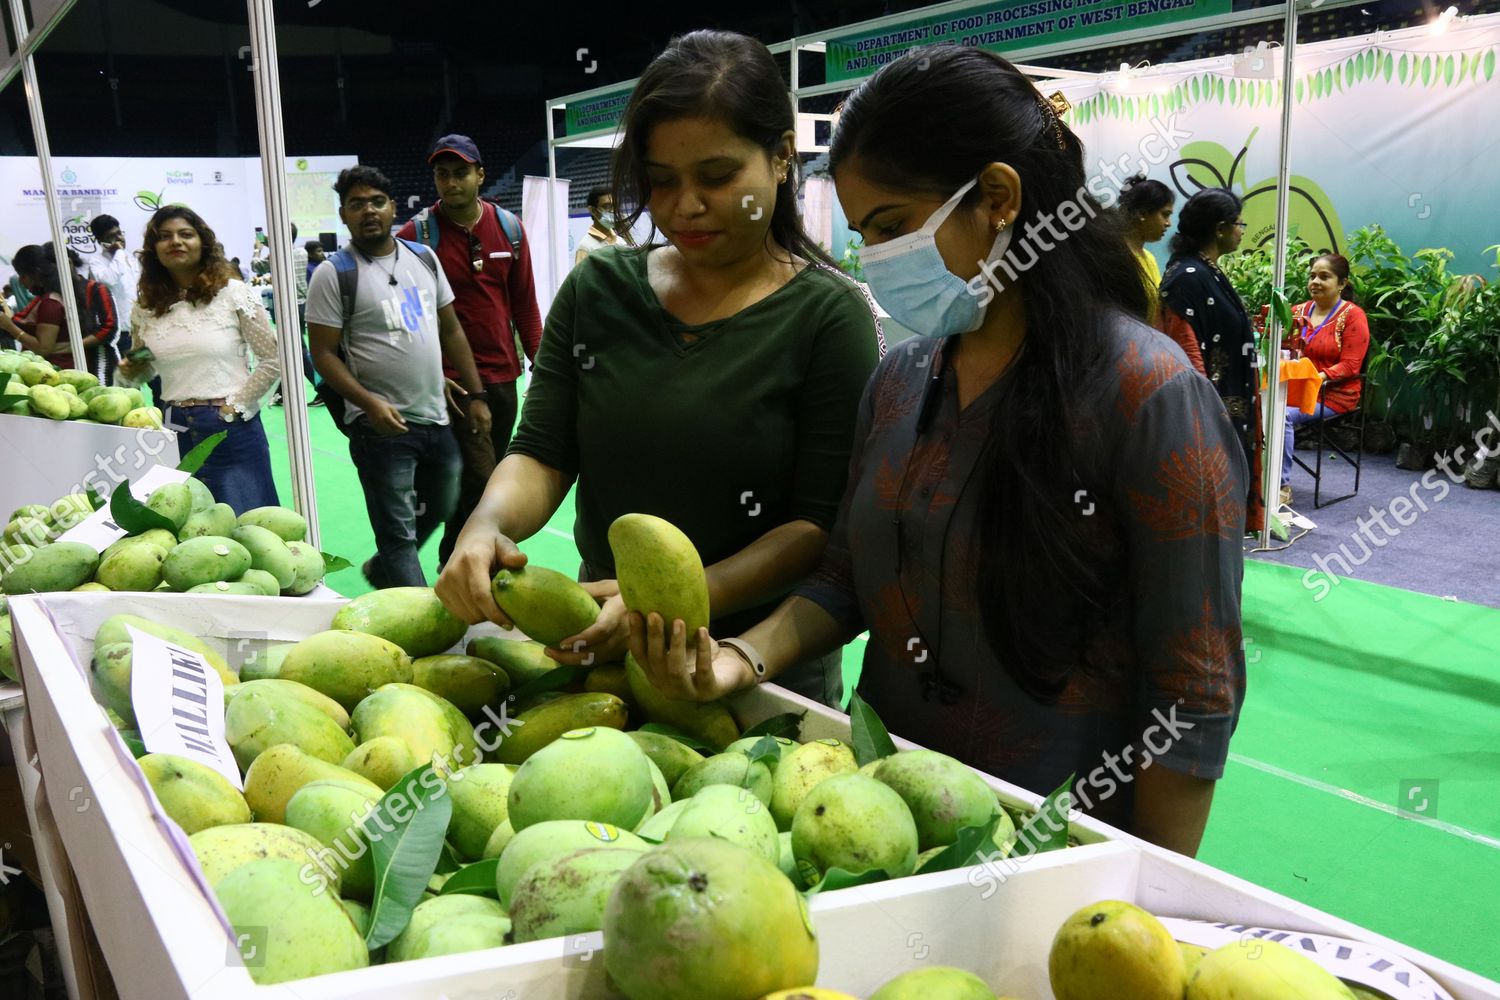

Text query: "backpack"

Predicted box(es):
[412, 200, 523, 252]
[314, 238, 440, 436]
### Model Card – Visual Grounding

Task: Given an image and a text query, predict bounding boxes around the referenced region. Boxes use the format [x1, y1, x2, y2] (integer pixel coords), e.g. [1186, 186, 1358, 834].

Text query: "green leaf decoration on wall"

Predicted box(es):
[1383, 52, 1394, 82]
[1399, 53, 1409, 84]
[1485, 49, 1496, 81]
[1444, 54, 1455, 86]
[1421, 55, 1432, 87]
[1216, 77, 1226, 102]
[1294, 78, 1303, 104]
[1364, 48, 1376, 78]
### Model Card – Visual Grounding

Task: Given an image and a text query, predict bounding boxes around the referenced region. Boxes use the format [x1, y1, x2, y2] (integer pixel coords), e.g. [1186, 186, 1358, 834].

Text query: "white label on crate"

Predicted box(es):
[56, 465, 191, 552]
[126, 625, 241, 790]
[1161, 918, 1454, 1000]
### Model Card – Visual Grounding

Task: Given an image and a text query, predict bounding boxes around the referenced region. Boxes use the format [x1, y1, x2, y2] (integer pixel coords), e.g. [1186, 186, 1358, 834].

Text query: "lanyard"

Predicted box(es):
[1304, 301, 1344, 341]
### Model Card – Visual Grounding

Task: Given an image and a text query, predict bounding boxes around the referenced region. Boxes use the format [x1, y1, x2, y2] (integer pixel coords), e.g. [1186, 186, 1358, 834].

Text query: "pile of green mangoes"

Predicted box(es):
[0, 478, 325, 602]
[0, 351, 163, 427]
[90, 516, 1047, 993]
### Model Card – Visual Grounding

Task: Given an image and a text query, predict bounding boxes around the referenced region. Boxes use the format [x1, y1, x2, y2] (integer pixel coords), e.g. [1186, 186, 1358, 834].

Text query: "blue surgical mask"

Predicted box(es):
[858, 177, 1012, 339]
[598, 212, 616, 229]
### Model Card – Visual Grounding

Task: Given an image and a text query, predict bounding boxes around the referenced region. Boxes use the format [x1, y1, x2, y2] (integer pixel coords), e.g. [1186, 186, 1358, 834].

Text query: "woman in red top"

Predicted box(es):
[1281, 253, 1370, 502]
[0, 244, 117, 373]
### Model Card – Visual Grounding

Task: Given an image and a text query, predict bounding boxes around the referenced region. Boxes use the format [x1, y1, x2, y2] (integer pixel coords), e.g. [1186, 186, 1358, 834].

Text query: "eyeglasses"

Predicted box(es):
[346, 196, 390, 212]
[468, 231, 484, 272]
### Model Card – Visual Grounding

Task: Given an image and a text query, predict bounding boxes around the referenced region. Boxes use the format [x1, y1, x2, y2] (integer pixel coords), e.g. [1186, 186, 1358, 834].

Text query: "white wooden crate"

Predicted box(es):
[11, 593, 1498, 999]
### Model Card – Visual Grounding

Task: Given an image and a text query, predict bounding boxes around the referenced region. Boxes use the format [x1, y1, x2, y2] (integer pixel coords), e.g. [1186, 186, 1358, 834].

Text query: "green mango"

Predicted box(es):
[466, 635, 558, 687]
[240, 743, 383, 825]
[282, 541, 325, 595]
[102, 528, 178, 562]
[234, 568, 282, 597]
[214, 858, 368, 984]
[445, 763, 516, 860]
[94, 542, 168, 592]
[86, 389, 133, 424]
[790, 773, 919, 887]
[871, 968, 1000, 999]
[188, 581, 266, 596]
[342, 737, 419, 791]
[224, 685, 356, 771]
[1052, 900, 1187, 1000]
[0, 615, 15, 682]
[625, 654, 740, 750]
[46, 493, 93, 533]
[138, 753, 252, 835]
[387, 895, 508, 964]
[144, 482, 193, 531]
[489, 564, 599, 646]
[672, 752, 773, 806]
[481, 818, 515, 858]
[275, 629, 413, 711]
[664, 784, 778, 865]
[229, 524, 297, 589]
[225, 678, 351, 731]
[490, 692, 628, 766]
[411, 654, 508, 717]
[2, 541, 99, 594]
[507, 726, 654, 833]
[4, 516, 53, 547]
[94, 614, 237, 682]
[332, 586, 469, 657]
[122, 406, 163, 428]
[56, 368, 98, 391]
[183, 476, 216, 513]
[494, 819, 648, 908]
[189, 822, 337, 894]
[238, 640, 298, 682]
[28, 385, 71, 420]
[608, 512, 711, 638]
[178, 503, 237, 541]
[402, 913, 511, 960]
[65, 393, 88, 419]
[284, 780, 381, 900]
[770, 738, 856, 830]
[162, 536, 251, 591]
[350, 684, 471, 775]
[874, 749, 998, 852]
[627, 730, 706, 789]
[8, 504, 48, 523]
[510, 848, 641, 943]
[236, 505, 307, 542]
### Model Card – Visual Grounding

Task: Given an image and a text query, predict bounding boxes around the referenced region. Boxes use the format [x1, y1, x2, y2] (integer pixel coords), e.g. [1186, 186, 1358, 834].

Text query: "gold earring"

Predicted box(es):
[993, 219, 1008, 234]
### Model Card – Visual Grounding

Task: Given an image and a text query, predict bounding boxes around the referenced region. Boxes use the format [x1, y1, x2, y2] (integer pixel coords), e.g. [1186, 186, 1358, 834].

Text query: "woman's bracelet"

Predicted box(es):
[718, 637, 767, 687]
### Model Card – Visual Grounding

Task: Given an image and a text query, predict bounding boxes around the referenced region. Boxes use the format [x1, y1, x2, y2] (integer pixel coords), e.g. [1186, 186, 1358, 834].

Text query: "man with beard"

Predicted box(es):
[306, 165, 491, 588]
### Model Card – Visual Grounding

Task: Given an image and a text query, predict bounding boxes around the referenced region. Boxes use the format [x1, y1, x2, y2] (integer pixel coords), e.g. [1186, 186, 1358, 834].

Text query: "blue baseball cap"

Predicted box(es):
[429, 134, 482, 164]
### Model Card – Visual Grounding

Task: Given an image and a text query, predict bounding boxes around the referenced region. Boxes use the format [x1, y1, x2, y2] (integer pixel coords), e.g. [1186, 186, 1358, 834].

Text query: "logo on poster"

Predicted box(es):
[165, 170, 194, 186]
[61, 167, 77, 184]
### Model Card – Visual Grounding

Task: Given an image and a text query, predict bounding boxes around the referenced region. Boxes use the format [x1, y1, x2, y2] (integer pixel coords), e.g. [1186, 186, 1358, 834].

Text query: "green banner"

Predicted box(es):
[825, 0, 1231, 84]
[564, 87, 634, 136]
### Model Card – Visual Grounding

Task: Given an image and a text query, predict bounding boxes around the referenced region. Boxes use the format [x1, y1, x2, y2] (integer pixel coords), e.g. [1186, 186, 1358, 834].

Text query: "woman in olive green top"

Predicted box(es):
[436, 30, 881, 705]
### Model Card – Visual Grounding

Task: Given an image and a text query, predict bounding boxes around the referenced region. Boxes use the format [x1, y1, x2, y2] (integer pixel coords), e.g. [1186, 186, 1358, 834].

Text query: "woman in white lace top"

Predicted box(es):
[117, 206, 283, 512]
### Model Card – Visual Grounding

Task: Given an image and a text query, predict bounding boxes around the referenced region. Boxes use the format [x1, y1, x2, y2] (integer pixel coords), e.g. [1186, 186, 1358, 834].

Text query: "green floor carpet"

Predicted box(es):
[264, 404, 1500, 983]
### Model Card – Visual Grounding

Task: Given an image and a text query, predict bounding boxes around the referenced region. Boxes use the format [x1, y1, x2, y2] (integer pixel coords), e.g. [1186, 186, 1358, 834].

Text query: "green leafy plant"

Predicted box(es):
[837, 238, 865, 283]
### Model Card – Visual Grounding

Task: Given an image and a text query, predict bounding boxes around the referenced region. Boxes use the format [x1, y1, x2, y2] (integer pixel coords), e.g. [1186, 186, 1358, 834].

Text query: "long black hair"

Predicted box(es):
[612, 29, 837, 269]
[1169, 187, 1241, 256]
[12, 243, 96, 339]
[830, 44, 1148, 702]
[1118, 174, 1174, 217]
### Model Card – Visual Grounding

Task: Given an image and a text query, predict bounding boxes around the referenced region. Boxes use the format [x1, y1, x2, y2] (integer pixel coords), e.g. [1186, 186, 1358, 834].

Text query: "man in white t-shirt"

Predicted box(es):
[86, 214, 140, 385]
[306, 165, 491, 590]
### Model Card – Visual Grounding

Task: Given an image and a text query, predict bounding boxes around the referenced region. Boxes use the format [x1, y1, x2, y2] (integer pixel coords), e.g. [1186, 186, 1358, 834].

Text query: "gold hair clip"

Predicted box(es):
[1034, 90, 1069, 151]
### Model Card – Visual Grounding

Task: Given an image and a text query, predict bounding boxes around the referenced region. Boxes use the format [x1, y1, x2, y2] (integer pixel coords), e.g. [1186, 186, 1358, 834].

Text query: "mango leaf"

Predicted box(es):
[320, 552, 353, 574]
[175, 431, 226, 474]
[361, 764, 454, 950]
[0, 394, 28, 411]
[848, 691, 896, 767]
[109, 481, 176, 535]
[802, 865, 891, 896]
[637, 723, 714, 754]
[913, 813, 1004, 875]
[120, 732, 147, 758]
[1008, 774, 1075, 859]
[636, 831, 664, 845]
[1271, 287, 1295, 337]
[741, 735, 781, 768]
[741, 711, 804, 741]
[507, 663, 591, 706]
[438, 858, 500, 898]
[85, 485, 105, 511]
[434, 841, 462, 874]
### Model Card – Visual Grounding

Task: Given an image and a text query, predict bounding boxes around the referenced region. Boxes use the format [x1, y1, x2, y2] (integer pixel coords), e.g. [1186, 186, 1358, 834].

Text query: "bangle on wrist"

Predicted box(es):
[719, 637, 766, 686]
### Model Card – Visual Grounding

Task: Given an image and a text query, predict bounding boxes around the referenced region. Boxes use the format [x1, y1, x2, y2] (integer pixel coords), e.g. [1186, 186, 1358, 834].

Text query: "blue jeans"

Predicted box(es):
[1283, 403, 1335, 485]
[163, 405, 280, 513]
[348, 420, 461, 588]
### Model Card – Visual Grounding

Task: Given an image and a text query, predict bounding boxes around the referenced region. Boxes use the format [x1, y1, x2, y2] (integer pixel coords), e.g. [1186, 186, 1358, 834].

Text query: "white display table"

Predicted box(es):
[0, 413, 179, 519]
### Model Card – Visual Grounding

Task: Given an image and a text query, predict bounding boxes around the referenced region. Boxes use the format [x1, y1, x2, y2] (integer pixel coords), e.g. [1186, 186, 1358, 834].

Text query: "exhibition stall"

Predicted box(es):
[3, 0, 1499, 997]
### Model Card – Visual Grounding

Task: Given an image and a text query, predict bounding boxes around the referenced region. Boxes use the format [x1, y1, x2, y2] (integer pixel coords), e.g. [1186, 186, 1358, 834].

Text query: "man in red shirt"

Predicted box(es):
[397, 135, 544, 564]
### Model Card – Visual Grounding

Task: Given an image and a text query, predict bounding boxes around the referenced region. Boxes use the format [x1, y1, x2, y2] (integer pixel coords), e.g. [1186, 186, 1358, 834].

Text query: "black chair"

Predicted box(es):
[1291, 351, 1369, 508]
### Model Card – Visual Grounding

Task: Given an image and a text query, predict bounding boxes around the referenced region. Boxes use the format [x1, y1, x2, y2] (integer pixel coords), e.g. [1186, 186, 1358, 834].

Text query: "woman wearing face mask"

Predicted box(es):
[436, 30, 881, 707]
[117, 206, 282, 512]
[627, 45, 1247, 855]
[1280, 253, 1369, 506]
